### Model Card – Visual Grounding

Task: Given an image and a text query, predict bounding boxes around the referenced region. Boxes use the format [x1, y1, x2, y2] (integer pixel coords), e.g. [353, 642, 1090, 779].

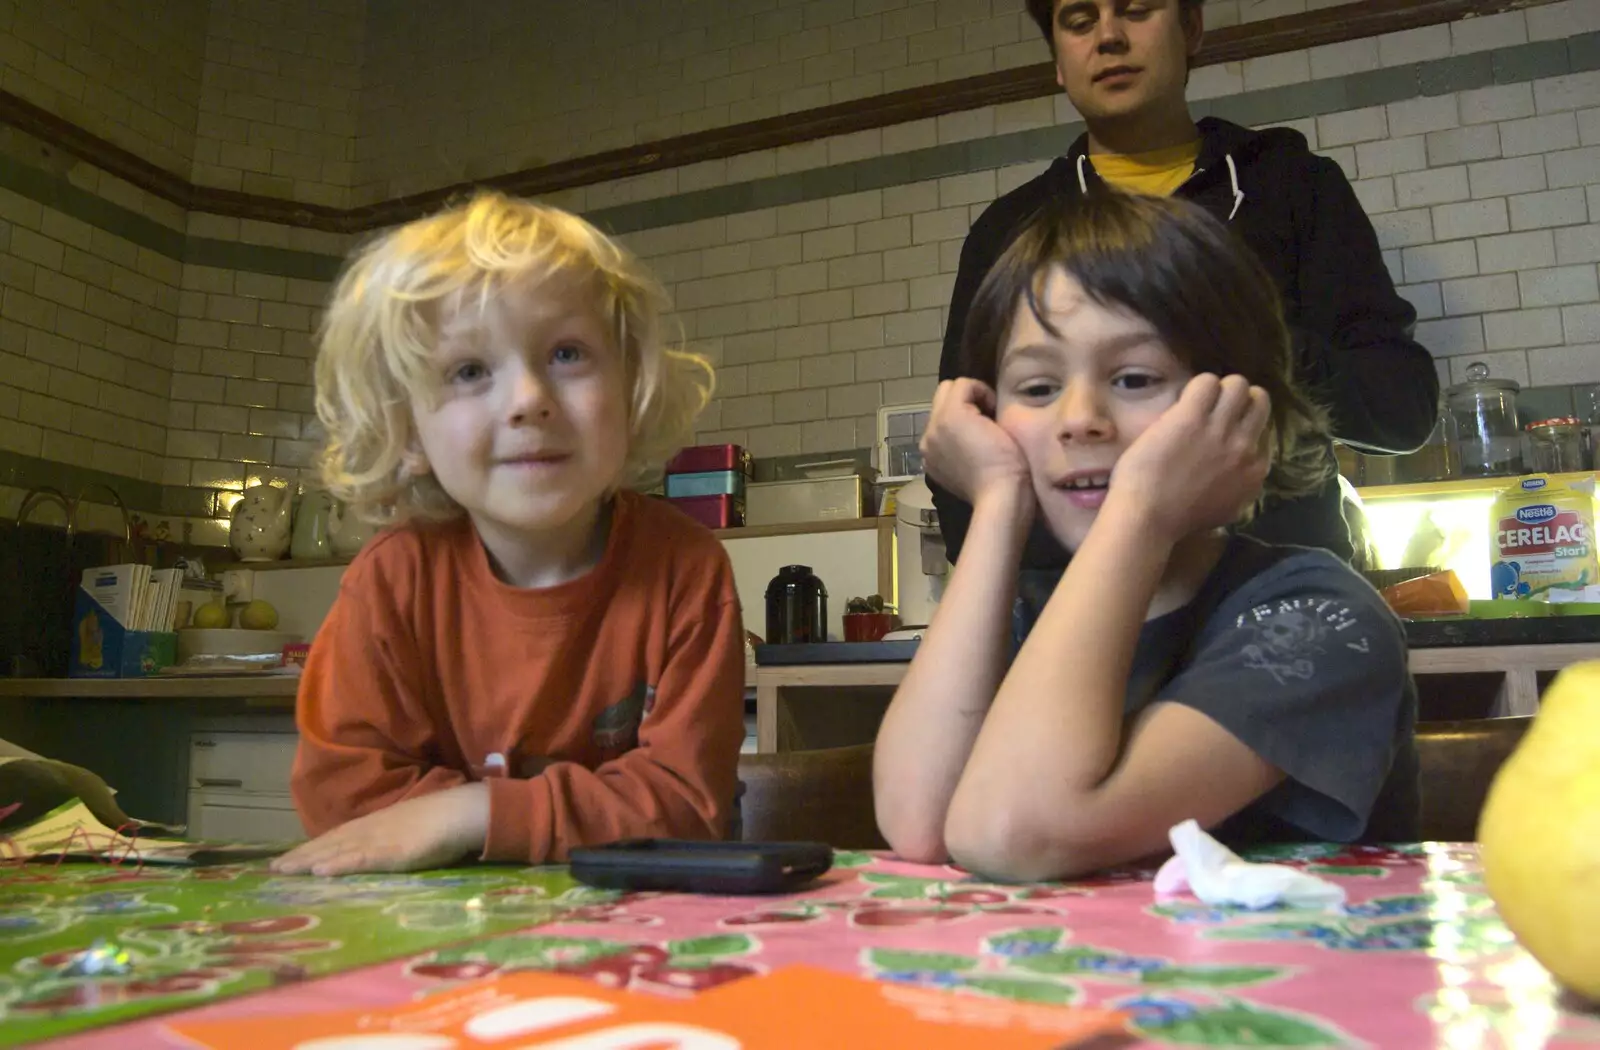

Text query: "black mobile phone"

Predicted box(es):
[568, 839, 833, 895]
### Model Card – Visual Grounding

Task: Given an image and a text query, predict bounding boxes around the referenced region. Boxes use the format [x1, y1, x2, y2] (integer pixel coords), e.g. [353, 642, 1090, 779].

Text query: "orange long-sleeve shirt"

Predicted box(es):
[289, 490, 746, 863]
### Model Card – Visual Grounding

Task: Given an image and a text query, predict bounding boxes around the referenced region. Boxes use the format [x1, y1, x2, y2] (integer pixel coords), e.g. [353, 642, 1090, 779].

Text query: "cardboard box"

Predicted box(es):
[68, 589, 177, 678]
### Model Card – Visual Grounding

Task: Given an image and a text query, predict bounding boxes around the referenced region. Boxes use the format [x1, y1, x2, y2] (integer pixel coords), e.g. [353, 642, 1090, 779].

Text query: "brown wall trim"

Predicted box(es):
[0, 0, 1560, 235]
[0, 92, 349, 233]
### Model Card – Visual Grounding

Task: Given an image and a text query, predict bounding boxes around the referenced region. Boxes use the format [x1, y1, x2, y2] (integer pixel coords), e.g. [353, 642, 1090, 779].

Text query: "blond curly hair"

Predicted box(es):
[314, 191, 713, 525]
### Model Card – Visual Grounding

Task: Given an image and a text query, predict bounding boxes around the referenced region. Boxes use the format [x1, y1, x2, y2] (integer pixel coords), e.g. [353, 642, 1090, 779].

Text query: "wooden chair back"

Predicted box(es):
[734, 743, 886, 850]
[1415, 717, 1531, 841]
[729, 718, 1532, 850]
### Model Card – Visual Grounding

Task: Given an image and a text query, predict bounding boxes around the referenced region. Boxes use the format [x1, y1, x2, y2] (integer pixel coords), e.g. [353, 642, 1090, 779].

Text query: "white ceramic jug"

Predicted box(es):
[229, 480, 292, 562]
[328, 499, 378, 557]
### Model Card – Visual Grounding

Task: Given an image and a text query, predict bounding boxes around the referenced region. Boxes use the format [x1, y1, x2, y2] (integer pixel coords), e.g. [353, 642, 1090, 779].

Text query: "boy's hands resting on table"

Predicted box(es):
[270, 783, 490, 877]
[921, 378, 1033, 513]
[1107, 374, 1272, 546]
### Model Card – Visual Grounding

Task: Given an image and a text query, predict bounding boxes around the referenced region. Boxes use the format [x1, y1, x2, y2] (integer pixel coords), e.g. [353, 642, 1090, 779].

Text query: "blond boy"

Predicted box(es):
[273, 193, 745, 876]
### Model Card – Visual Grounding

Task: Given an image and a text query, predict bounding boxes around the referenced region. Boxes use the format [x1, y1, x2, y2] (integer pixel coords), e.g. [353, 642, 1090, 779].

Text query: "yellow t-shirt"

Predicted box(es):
[1089, 140, 1202, 197]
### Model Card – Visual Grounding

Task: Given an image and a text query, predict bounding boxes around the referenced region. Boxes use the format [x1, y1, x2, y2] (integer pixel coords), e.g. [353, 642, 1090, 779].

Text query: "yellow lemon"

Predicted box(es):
[238, 599, 279, 631]
[191, 600, 230, 629]
[1479, 660, 1600, 1002]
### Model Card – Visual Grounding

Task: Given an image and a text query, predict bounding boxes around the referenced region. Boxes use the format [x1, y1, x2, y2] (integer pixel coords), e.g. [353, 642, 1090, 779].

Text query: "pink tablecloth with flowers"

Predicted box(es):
[30, 843, 1600, 1048]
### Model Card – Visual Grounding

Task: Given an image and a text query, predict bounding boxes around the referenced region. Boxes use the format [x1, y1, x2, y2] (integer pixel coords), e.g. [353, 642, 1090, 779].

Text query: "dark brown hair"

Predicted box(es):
[1026, 0, 1206, 52]
[962, 192, 1331, 505]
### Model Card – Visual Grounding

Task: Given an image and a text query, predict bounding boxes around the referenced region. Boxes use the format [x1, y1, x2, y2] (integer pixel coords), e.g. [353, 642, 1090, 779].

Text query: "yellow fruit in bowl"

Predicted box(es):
[238, 599, 280, 631]
[191, 599, 230, 629]
[1478, 660, 1600, 1003]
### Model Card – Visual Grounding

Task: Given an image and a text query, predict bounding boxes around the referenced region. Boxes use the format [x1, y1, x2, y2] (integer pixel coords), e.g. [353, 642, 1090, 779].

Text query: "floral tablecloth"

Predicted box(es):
[15, 843, 1600, 1048]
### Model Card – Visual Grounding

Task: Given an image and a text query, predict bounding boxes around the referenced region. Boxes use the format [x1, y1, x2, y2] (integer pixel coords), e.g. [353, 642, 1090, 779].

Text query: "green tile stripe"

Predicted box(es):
[588, 31, 1600, 236]
[2, 32, 1593, 270]
[0, 447, 223, 520]
[0, 153, 343, 282]
[184, 235, 342, 282]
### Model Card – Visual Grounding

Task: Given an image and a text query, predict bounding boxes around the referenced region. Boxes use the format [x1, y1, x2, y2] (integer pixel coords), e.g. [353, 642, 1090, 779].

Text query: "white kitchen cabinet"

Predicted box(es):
[187, 731, 304, 843]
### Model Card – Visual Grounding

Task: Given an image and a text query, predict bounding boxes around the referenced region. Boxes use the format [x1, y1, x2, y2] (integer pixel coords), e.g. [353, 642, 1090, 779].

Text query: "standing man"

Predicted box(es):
[933, 0, 1438, 566]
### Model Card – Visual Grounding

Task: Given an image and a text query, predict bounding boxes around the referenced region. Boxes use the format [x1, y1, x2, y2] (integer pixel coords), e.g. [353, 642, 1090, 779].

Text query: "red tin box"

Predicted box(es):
[666, 443, 752, 476]
[666, 493, 745, 529]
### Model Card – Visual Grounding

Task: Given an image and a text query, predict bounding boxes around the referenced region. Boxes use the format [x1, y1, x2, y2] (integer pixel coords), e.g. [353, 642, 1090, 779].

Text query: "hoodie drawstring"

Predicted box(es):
[1074, 146, 1246, 220]
[1224, 154, 1245, 221]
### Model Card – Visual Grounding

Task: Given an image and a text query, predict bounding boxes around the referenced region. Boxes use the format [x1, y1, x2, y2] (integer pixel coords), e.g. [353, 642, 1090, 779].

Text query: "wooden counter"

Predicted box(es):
[749, 641, 1600, 752]
[0, 669, 761, 698]
[0, 676, 300, 700]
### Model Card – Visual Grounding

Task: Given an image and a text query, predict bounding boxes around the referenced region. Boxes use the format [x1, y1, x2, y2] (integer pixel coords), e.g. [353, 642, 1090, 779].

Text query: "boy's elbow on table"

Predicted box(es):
[944, 795, 1114, 884]
[878, 816, 950, 867]
[873, 780, 953, 865]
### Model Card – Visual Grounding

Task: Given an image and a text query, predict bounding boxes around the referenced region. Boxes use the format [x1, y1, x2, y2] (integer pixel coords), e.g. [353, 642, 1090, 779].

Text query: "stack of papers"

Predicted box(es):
[0, 756, 283, 866]
[81, 564, 183, 632]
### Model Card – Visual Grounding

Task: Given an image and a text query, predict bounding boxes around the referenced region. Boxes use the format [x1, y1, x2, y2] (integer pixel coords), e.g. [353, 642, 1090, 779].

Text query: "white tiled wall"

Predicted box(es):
[0, 2, 206, 481]
[352, 0, 1358, 205]
[1360, 77, 1600, 389]
[0, 0, 208, 178]
[162, 247, 338, 493]
[190, 0, 364, 208]
[571, 6, 1600, 458]
[0, 171, 178, 483]
[356, 0, 1031, 203]
[0, 0, 353, 498]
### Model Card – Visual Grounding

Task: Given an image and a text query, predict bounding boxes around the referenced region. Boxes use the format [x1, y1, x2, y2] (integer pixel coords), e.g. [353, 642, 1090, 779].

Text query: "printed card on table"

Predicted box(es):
[168, 965, 1129, 1049]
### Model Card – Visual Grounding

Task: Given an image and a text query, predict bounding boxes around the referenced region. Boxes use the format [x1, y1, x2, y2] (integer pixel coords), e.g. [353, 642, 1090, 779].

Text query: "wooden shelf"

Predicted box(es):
[1, 670, 759, 698]
[713, 517, 887, 540]
[224, 517, 892, 571]
[231, 556, 354, 572]
[1358, 472, 1599, 501]
[0, 676, 301, 699]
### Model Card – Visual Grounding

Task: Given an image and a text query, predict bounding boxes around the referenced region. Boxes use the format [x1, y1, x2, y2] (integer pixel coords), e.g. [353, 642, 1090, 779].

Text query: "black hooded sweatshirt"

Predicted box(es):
[932, 116, 1441, 569]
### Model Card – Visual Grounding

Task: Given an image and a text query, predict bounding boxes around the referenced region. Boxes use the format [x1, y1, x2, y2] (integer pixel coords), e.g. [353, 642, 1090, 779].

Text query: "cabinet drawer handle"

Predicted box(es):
[194, 778, 244, 788]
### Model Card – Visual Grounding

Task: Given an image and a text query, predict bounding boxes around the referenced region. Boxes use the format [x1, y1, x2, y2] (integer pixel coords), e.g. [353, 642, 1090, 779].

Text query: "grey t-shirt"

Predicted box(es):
[1013, 534, 1419, 845]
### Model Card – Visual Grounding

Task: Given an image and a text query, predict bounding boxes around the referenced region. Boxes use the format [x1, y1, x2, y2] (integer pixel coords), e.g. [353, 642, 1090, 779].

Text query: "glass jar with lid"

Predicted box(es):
[1444, 362, 1523, 477]
[1525, 417, 1586, 475]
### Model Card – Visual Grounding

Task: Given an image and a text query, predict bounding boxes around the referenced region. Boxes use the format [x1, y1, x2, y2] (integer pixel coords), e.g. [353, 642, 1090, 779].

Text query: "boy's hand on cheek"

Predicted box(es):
[1108, 374, 1272, 544]
[270, 783, 490, 877]
[922, 379, 1033, 512]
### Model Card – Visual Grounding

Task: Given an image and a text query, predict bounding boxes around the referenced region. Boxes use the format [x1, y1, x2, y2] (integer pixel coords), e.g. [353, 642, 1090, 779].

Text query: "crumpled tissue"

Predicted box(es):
[1153, 819, 1346, 910]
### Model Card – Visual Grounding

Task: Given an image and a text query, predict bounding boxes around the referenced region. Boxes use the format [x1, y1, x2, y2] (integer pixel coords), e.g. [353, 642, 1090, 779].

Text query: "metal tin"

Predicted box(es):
[663, 470, 746, 499]
[665, 493, 744, 529]
[745, 476, 865, 527]
[665, 444, 752, 477]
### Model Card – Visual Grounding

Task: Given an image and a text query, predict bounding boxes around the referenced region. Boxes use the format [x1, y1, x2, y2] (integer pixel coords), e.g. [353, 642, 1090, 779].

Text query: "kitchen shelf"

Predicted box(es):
[1357, 471, 1600, 501]
[0, 676, 301, 699]
[714, 517, 887, 540]
[217, 517, 893, 572]
[228, 556, 354, 572]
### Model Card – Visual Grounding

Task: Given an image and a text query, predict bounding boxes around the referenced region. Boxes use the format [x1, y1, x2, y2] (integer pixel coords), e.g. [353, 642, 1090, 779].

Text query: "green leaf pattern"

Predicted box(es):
[1138, 999, 1350, 1047]
[668, 935, 755, 958]
[866, 949, 981, 974]
[958, 976, 1080, 1005]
